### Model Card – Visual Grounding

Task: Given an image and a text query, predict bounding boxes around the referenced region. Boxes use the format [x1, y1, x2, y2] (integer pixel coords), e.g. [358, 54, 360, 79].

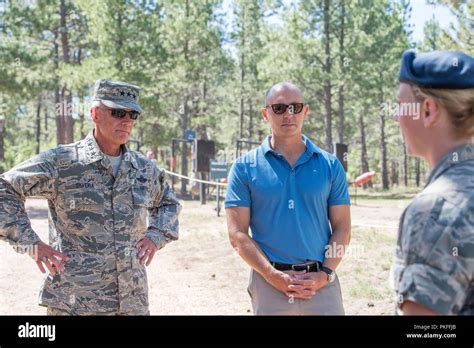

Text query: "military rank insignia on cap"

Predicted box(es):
[92, 79, 144, 113]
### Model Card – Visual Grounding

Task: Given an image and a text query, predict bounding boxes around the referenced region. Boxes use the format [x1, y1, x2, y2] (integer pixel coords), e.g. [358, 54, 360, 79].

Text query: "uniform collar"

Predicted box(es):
[261, 134, 321, 157]
[425, 143, 474, 187]
[81, 131, 139, 169]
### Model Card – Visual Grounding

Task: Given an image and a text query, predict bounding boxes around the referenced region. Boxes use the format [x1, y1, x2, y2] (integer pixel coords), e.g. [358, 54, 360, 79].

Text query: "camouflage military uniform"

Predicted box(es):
[391, 144, 474, 315]
[0, 132, 181, 315]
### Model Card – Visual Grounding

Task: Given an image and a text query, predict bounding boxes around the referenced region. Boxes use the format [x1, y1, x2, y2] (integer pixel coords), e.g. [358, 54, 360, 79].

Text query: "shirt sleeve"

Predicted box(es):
[146, 167, 181, 250]
[224, 162, 251, 208]
[395, 194, 472, 315]
[328, 157, 351, 206]
[0, 150, 58, 250]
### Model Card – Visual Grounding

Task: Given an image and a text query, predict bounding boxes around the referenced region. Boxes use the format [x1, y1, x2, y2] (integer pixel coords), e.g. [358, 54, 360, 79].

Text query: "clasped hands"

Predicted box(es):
[267, 269, 329, 300]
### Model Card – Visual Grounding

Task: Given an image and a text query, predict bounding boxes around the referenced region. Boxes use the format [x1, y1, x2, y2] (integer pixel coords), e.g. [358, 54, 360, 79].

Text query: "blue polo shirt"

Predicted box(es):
[225, 135, 350, 264]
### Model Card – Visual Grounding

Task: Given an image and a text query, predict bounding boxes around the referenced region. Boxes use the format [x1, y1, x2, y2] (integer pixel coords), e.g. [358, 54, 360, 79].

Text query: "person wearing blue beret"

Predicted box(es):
[391, 50, 474, 315]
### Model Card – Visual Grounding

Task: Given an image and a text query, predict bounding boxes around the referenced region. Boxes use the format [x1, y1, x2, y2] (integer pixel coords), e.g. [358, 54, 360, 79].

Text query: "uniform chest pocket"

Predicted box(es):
[132, 186, 154, 234]
[132, 186, 154, 208]
[59, 191, 105, 229]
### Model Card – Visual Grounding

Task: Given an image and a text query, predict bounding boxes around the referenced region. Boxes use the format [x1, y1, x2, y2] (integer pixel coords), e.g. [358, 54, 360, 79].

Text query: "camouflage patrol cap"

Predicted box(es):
[92, 79, 144, 113]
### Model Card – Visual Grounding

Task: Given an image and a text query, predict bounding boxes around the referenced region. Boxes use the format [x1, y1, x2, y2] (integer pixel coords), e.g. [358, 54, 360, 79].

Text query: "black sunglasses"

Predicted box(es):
[265, 103, 306, 115]
[102, 107, 140, 120]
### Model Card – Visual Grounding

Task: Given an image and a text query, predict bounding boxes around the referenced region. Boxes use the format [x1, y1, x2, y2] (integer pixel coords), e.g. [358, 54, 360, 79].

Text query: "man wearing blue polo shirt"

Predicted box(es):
[225, 82, 351, 315]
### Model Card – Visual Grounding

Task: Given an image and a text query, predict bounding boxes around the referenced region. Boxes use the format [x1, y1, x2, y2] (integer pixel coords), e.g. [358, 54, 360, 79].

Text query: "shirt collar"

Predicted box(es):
[81, 130, 139, 169]
[302, 134, 322, 156]
[261, 135, 273, 155]
[261, 134, 322, 157]
[425, 143, 474, 187]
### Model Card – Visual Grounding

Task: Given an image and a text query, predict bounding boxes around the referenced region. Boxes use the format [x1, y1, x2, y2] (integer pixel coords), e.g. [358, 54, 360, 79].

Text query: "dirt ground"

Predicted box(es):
[0, 196, 409, 315]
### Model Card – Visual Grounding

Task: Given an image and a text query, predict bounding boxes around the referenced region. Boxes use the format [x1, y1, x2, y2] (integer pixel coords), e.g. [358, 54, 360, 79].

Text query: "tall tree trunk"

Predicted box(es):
[54, 30, 62, 145]
[36, 97, 41, 154]
[359, 112, 372, 189]
[77, 49, 85, 139]
[403, 139, 408, 186]
[181, 98, 188, 196]
[0, 118, 5, 173]
[115, 6, 124, 73]
[55, 86, 62, 144]
[60, 0, 69, 65]
[248, 97, 253, 140]
[337, 1, 345, 144]
[379, 93, 389, 190]
[420, 160, 426, 184]
[43, 101, 48, 142]
[78, 94, 85, 139]
[62, 87, 74, 143]
[323, 0, 333, 152]
[151, 145, 158, 160]
[391, 161, 399, 186]
[180, 0, 190, 196]
[202, 80, 207, 116]
[239, 20, 245, 140]
[57, 0, 73, 144]
[415, 158, 420, 187]
[337, 87, 344, 144]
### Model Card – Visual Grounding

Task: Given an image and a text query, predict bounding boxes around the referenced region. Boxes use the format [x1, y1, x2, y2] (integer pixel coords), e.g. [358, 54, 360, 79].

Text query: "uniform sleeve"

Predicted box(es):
[395, 194, 472, 315]
[146, 168, 181, 250]
[0, 150, 58, 250]
[328, 157, 350, 206]
[224, 162, 251, 208]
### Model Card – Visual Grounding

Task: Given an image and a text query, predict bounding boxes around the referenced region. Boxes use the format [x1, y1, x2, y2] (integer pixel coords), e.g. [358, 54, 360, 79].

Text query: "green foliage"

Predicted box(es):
[0, 0, 470, 188]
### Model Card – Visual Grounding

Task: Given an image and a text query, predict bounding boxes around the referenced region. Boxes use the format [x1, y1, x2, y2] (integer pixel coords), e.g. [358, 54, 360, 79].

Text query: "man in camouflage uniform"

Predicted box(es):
[0, 79, 181, 315]
[391, 50, 473, 315]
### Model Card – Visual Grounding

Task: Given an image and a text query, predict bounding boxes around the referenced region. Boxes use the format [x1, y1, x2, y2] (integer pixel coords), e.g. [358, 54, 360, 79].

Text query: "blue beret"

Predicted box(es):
[398, 49, 474, 89]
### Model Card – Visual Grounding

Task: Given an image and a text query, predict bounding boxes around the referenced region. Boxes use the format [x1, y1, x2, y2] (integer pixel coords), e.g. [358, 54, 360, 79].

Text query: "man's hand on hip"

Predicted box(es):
[287, 271, 329, 300]
[135, 238, 158, 266]
[30, 241, 70, 276]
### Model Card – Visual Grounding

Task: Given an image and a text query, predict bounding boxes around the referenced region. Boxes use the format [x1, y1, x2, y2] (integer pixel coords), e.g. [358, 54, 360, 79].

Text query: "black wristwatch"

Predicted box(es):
[320, 266, 336, 283]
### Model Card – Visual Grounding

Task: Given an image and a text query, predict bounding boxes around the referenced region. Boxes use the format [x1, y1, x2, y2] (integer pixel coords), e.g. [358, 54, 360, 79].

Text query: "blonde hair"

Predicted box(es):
[410, 85, 474, 138]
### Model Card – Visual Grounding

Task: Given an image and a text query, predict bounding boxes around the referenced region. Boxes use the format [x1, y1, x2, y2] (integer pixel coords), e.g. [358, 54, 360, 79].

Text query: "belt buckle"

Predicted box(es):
[291, 262, 311, 272]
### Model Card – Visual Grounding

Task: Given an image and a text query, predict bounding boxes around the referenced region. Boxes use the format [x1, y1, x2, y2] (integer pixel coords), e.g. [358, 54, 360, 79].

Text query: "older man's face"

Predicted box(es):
[262, 87, 308, 138]
[92, 106, 136, 148]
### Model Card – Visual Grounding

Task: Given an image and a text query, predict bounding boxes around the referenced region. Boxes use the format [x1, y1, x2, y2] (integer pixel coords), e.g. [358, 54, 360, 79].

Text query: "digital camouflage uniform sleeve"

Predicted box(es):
[145, 166, 181, 250]
[0, 149, 58, 250]
[394, 194, 473, 315]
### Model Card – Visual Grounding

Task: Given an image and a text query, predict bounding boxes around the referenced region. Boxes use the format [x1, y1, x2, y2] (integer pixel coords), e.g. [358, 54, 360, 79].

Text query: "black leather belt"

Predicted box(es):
[271, 261, 322, 272]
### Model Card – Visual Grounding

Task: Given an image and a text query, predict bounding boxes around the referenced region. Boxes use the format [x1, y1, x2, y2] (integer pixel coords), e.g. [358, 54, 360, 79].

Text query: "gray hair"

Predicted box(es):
[91, 100, 103, 109]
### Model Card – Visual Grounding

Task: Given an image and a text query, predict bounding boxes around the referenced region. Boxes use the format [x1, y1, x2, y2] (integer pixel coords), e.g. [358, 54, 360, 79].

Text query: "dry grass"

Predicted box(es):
[0, 197, 408, 315]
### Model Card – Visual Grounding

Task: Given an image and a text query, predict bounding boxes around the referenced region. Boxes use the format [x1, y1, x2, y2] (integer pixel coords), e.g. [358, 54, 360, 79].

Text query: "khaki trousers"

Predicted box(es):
[248, 269, 345, 315]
